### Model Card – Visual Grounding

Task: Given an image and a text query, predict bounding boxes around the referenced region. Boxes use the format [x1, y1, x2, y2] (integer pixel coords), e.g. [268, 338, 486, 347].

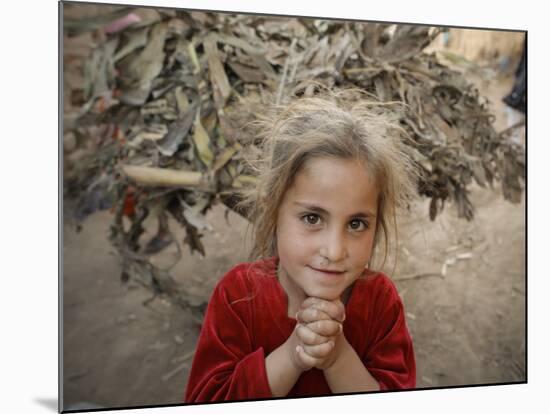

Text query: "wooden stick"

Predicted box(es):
[121, 165, 208, 188]
[276, 38, 296, 105]
[393, 272, 443, 281]
[498, 120, 526, 138]
[171, 350, 196, 364]
[162, 351, 195, 382]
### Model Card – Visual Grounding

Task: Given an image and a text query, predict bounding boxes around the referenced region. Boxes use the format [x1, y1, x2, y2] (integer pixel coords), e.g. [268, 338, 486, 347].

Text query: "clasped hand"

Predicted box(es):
[290, 297, 346, 371]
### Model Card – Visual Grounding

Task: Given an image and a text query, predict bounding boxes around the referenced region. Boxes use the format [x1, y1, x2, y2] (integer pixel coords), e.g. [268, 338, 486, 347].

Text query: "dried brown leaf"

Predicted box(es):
[192, 112, 214, 167]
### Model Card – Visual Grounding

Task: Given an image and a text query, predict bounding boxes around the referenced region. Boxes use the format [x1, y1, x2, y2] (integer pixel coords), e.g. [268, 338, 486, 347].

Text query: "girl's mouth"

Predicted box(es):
[309, 266, 346, 275]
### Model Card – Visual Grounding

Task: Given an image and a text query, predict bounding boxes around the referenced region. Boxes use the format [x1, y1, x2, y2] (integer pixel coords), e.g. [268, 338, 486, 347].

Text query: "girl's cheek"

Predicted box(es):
[350, 235, 374, 253]
[285, 230, 318, 254]
[290, 221, 317, 237]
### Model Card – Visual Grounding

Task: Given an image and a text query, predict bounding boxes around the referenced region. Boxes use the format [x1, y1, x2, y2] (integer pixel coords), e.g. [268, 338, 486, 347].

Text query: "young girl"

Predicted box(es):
[185, 90, 418, 402]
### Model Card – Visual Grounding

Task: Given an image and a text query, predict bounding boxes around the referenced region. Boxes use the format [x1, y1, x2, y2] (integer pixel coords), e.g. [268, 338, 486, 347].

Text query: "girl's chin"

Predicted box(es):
[303, 287, 344, 302]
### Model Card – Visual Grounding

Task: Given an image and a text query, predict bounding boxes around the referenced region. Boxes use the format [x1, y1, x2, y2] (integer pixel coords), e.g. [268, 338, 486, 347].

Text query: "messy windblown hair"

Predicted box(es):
[236, 88, 419, 271]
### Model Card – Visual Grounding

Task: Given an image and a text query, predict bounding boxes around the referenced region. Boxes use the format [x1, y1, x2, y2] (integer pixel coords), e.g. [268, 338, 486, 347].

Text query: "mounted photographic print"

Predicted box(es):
[61, 1, 526, 412]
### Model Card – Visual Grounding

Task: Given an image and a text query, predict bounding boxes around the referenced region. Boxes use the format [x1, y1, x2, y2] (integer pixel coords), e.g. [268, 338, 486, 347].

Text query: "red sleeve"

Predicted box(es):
[364, 278, 416, 390]
[184, 266, 273, 402]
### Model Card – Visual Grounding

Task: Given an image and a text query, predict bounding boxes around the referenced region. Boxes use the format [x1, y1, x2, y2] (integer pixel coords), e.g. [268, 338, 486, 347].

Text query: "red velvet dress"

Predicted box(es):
[185, 257, 415, 402]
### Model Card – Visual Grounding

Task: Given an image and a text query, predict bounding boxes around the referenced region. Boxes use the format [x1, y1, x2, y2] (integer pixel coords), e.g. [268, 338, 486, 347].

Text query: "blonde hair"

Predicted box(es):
[236, 88, 419, 271]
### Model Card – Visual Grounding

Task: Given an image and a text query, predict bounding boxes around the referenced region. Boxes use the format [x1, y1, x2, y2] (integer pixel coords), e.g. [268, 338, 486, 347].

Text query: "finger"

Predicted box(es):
[296, 324, 330, 346]
[291, 346, 312, 371]
[302, 341, 335, 359]
[306, 319, 343, 337]
[301, 297, 345, 322]
[296, 307, 332, 324]
[296, 345, 321, 368]
[299, 298, 343, 325]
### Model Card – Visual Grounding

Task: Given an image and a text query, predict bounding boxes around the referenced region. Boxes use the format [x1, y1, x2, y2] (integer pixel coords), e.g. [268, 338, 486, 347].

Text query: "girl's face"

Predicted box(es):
[276, 156, 379, 304]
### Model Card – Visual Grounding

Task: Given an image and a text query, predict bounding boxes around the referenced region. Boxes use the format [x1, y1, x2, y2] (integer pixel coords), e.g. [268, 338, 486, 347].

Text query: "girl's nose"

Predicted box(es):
[320, 229, 347, 263]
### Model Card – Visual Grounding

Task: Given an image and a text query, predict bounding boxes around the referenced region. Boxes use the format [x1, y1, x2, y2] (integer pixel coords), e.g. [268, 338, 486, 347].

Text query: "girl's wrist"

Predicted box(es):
[286, 329, 310, 373]
[322, 334, 350, 372]
[266, 333, 305, 397]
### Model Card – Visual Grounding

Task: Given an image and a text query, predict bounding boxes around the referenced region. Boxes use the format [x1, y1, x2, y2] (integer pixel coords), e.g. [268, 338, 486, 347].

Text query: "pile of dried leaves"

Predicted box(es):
[63, 6, 525, 314]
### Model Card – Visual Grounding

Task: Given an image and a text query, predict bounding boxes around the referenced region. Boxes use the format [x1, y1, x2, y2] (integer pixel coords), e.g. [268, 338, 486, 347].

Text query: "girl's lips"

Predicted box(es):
[309, 266, 346, 275]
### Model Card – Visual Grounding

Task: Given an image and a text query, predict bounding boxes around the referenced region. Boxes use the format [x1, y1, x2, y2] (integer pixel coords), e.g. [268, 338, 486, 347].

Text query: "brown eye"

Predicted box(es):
[303, 214, 321, 225]
[349, 219, 367, 231]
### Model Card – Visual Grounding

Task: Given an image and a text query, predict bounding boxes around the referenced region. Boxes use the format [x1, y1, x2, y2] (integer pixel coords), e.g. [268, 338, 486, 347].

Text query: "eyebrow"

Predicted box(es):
[293, 202, 376, 219]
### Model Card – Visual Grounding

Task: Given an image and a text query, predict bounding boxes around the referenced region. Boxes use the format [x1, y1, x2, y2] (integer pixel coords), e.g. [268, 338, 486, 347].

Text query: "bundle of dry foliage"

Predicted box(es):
[63, 5, 525, 313]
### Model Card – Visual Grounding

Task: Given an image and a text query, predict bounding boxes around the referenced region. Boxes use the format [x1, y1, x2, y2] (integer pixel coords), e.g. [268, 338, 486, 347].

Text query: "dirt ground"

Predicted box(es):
[61, 16, 526, 410]
[63, 187, 525, 410]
